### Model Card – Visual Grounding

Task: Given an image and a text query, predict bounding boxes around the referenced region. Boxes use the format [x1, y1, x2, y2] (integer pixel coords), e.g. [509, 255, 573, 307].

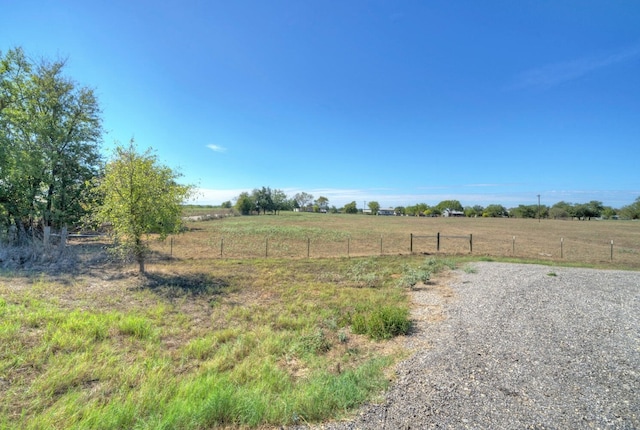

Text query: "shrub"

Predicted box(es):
[351, 306, 411, 340]
[346, 259, 384, 288]
[297, 329, 331, 354]
[396, 264, 431, 289]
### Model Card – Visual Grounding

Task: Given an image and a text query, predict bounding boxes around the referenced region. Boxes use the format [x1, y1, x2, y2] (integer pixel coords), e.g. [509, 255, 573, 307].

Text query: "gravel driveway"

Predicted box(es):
[306, 262, 640, 429]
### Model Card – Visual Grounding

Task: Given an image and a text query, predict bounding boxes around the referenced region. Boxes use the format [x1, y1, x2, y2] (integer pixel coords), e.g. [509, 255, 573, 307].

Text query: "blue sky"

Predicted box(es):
[2, 1, 639, 209]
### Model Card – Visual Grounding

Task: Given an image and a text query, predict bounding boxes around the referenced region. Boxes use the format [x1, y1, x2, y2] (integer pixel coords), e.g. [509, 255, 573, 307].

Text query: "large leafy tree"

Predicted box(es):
[0, 47, 102, 238]
[343, 201, 358, 214]
[253, 186, 274, 214]
[549, 201, 574, 219]
[235, 192, 254, 215]
[96, 141, 194, 273]
[435, 200, 464, 213]
[483, 204, 508, 218]
[315, 196, 329, 211]
[271, 188, 290, 214]
[294, 192, 313, 211]
[620, 197, 640, 220]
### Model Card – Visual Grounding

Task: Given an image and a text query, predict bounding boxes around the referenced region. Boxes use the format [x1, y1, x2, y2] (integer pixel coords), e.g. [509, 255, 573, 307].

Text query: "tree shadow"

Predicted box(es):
[138, 272, 230, 301]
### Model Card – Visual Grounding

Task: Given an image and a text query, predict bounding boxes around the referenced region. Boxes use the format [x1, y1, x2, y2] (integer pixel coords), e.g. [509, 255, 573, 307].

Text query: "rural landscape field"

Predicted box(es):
[1, 212, 638, 429]
[164, 211, 640, 269]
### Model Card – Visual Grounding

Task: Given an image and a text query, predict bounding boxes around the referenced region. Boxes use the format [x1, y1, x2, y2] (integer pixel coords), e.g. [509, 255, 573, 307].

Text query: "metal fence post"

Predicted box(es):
[437, 232, 440, 252]
[410, 233, 413, 253]
[469, 233, 473, 253]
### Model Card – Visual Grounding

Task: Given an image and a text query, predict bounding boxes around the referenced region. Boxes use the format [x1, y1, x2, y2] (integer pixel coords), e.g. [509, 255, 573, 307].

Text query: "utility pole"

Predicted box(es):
[537, 194, 541, 223]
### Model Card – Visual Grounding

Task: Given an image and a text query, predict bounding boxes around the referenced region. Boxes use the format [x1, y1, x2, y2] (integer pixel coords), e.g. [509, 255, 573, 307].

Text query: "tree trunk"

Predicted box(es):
[43, 226, 51, 249]
[135, 238, 145, 273]
[138, 256, 145, 274]
[60, 225, 68, 249]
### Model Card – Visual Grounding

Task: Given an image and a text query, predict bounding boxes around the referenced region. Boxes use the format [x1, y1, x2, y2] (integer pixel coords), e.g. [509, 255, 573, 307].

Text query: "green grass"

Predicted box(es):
[0, 255, 430, 429]
[11, 210, 637, 428]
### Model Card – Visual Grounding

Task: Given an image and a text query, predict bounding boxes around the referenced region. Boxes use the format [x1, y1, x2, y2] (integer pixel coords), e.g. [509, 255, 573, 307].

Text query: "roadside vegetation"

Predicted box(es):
[0, 253, 445, 429]
[2, 212, 639, 428]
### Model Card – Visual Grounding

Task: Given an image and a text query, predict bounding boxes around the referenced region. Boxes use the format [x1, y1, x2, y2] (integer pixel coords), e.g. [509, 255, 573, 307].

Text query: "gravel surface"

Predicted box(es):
[302, 262, 640, 429]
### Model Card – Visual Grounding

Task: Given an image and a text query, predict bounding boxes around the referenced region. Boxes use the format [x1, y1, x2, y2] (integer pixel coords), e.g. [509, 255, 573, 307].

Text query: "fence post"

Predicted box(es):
[437, 232, 440, 252]
[469, 234, 473, 253]
[410, 233, 413, 253]
[610, 239, 613, 261]
[512, 236, 515, 255]
[560, 237, 563, 259]
[220, 237, 224, 258]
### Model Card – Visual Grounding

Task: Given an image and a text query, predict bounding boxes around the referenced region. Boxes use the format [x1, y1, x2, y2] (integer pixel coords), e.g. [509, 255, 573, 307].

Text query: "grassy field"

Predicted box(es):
[161, 212, 640, 269]
[1, 212, 638, 429]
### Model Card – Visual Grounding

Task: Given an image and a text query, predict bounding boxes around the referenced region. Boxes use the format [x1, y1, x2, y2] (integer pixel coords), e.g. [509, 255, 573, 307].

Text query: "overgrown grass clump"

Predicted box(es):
[396, 257, 457, 289]
[0, 255, 433, 429]
[351, 305, 412, 340]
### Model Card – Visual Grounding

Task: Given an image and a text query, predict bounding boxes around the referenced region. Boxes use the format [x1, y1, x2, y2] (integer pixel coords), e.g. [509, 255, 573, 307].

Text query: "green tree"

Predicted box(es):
[271, 189, 290, 214]
[406, 203, 429, 216]
[294, 192, 313, 211]
[252, 187, 274, 214]
[368, 201, 380, 215]
[483, 204, 508, 217]
[549, 201, 574, 219]
[343, 201, 358, 214]
[464, 206, 483, 217]
[572, 201, 602, 220]
[601, 206, 617, 219]
[235, 192, 254, 215]
[436, 200, 463, 213]
[620, 197, 640, 219]
[0, 47, 102, 238]
[315, 196, 329, 211]
[510, 204, 538, 218]
[96, 140, 194, 273]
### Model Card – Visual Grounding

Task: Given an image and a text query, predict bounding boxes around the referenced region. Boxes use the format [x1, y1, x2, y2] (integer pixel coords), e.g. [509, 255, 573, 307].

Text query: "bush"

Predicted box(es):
[346, 259, 384, 288]
[351, 306, 411, 340]
[396, 265, 430, 289]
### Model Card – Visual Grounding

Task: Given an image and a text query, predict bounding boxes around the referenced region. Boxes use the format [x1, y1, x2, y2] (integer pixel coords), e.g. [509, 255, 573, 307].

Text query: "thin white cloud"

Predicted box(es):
[509, 44, 640, 90]
[191, 187, 638, 209]
[206, 144, 227, 153]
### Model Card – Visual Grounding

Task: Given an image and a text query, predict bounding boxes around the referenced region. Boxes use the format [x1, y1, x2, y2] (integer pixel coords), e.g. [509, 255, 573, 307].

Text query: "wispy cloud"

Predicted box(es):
[509, 44, 640, 90]
[192, 186, 637, 208]
[206, 144, 227, 153]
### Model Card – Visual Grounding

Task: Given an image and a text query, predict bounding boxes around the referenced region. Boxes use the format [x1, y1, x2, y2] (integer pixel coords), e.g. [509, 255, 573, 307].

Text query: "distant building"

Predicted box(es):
[377, 208, 396, 216]
[442, 208, 465, 217]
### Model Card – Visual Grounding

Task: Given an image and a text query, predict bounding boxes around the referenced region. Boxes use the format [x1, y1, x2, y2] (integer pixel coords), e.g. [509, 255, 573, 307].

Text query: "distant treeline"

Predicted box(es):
[197, 187, 640, 220]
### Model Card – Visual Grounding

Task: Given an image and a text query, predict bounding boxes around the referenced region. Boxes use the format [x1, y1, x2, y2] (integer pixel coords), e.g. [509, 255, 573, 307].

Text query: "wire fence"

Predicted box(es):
[147, 231, 638, 266]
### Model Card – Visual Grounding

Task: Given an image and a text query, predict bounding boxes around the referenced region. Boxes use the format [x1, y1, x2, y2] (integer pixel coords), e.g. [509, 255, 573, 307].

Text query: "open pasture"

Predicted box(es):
[2, 213, 638, 429]
[158, 213, 640, 269]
